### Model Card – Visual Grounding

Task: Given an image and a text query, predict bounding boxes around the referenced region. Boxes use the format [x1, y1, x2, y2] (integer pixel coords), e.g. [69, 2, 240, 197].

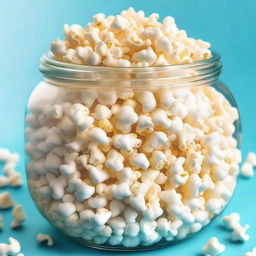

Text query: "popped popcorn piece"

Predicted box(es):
[223, 212, 240, 230]
[105, 150, 124, 172]
[244, 248, 256, 256]
[246, 152, 256, 166]
[130, 153, 150, 170]
[110, 183, 131, 199]
[241, 162, 254, 177]
[0, 192, 14, 209]
[201, 237, 225, 256]
[115, 106, 138, 133]
[58, 202, 76, 217]
[112, 134, 141, 152]
[0, 237, 21, 256]
[231, 224, 250, 242]
[135, 91, 156, 113]
[87, 165, 109, 184]
[11, 205, 26, 229]
[37, 233, 54, 246]
[87, 128, 109, 145]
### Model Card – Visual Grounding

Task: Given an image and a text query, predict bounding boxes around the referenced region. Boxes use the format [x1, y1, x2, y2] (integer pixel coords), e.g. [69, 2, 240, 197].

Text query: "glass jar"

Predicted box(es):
[25, 52, 241, 251]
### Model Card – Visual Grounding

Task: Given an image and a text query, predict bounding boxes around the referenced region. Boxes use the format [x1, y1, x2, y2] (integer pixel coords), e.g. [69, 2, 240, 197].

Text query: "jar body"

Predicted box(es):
[25, 79, 241, 250]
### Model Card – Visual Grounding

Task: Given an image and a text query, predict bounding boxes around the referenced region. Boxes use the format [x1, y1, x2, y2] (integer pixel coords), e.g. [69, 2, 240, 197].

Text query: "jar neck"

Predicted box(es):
[40, 52, 222, 89]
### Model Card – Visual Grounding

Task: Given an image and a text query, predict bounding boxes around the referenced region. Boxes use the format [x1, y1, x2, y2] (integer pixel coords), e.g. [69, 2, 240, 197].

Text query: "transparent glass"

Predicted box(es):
[25, 52, 241, 251]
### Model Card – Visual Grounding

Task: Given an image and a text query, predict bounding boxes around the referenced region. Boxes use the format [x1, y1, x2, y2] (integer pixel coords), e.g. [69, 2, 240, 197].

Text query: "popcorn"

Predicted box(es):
[223, 212, 250, 243]
[26, 22, 240, 247]
[130, 153, 150, 170]
[110, 183, 131, 199]
[0, 237, 21, 256]
[37, 233, 54, 246]
[105, 149, 124, 172]
[201, 237, 225, 256]
[241, 162, 254, 177]
[11, 205, 26, 229]
[115, 106, 138, 133]
[87, 128, 109, 145]
[0, 192, 14, 209]
[135, 91, 156, 113]
[245, 248, 256, 256]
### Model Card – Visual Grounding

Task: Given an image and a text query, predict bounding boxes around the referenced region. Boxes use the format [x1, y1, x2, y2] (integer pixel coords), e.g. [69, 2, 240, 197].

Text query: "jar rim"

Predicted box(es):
[40, 51, 222, 89]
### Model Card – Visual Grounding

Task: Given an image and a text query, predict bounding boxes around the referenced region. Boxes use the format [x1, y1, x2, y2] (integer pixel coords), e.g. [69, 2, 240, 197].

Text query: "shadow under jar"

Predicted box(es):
[25, 52, 241, 251]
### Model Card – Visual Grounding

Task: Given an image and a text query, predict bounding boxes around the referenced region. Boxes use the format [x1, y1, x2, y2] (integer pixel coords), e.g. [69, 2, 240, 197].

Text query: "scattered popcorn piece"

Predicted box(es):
[0, 237, 21, 256]
[231, 224, 250, 242]
[241, 162, 254, 177]
[0, 192, 15, 209]
[244, 248, 256, 256]
[11, 205, 26, 229]
[246, 152, 256, 166]
[37, 233, 54, 246]
[201, 237, 225, 256]
[223, 212, 240, 230]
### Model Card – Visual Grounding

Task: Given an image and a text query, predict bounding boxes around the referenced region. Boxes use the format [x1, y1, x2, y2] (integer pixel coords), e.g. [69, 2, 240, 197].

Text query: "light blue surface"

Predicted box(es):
[0, 0, 256, 255]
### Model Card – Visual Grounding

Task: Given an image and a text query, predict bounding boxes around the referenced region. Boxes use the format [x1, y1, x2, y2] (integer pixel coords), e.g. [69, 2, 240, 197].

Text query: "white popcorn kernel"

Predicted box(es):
[0, 192, 14, 209]
[205, 198, 222, 215]
[87, 52, 102, 65]
[88, 195, 107, 208]
[135, 91, 156, 113]
[244, 248, 256, 256]
[168, 116, 183, 133]
[132, 47, 157, 66]
[130, 153, 150, 170]
[124, 207, 138, 224]
[241, 162, 254, 177]
[169, 101, 188, 119]
[223, 212, 240, 230]
[58, 202, 76, 217]
[124, 222, 140, 237]
[201, 237, 225, 256]
[151, 109, 172, 128]
[169, 205, 195, 224]
[94, 208, 112, 226]
[49, 177, 67, 200]
[37, 233, 54, 246]
[87, 165, 109, 184]
[0, 237, 21, 256]
[143, 131, 168, 152]
[128, 194, 147, 212]
[143, 200, 163, 220]
[246, 152, 256, 166]
[81, 89, 98, 107]
[87, 127, 109, 145]
[74, 182, 95, 201]
[151, 151, 168, 170]
[154, 35, 173, 54]
[110, 200, 125, 217]
[98, 90, 117, 105]
[141, 27, 161, 40]
[118, 167, 137, 185]
[51, 38, 67, 57]
[10, 205, 26, 229]
[88, 146, 105, 165]
[59, 161, 76, 176]
[105, 149, 124, 172]
[115, 106, 138, 132]
[111, 183, 131, 199]
[108, 235, 123, 246]
[111, 15, 128, 32]
[136, 115, 154, 134]
[113, 134, 141, 152]
[84, 29, 100, 44]
[231, 224, 250, 242]
[95, 41, 108, 56]
[93, 104, 112, 120]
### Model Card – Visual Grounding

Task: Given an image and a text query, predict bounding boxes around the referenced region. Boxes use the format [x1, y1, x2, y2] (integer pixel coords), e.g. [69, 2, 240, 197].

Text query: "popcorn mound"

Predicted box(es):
[26, 82, 241, 247]
[51, 8, 211, 67]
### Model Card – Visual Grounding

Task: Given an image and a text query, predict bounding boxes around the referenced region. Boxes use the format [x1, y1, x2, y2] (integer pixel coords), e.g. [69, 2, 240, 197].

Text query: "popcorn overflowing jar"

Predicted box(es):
[25, 9, 241, 251]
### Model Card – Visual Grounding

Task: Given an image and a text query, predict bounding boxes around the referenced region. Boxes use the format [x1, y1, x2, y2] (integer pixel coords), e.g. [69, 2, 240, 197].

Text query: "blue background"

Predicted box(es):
[0, 0, 256, 255]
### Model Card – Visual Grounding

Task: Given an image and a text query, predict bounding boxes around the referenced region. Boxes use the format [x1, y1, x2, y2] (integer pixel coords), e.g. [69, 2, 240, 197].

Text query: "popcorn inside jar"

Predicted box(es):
[25, 8, 241, 250]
